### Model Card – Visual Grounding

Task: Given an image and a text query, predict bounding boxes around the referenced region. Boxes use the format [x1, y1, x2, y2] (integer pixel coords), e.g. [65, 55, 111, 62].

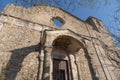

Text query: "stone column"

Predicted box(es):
[42, 47, 52, 80]
[39, 49, 44, 80]
[69, 54, 78, 80]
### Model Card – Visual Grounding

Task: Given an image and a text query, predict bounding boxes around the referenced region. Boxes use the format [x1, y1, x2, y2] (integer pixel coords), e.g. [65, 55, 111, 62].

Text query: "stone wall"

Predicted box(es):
[0, 4, 119, 80]
[0, 13, 42, 79]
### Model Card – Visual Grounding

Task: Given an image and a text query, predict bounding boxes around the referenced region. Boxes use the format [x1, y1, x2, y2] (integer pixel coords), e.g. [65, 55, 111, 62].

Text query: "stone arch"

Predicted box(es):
[43, 30, 93, 80]
[50, 35, 92, 80]
[52, 35, 84, 54]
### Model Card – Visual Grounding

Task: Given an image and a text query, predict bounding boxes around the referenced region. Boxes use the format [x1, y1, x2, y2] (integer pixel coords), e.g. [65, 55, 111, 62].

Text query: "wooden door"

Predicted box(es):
[53, 59, 69, 80]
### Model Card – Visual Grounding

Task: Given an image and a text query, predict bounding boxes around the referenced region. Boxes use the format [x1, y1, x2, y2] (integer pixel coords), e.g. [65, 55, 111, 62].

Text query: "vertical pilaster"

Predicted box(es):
[69, 54, 78, 80]
[38, 49, 44, 80]
[42, 47, 52, 80]
[75, 48, 92, 80]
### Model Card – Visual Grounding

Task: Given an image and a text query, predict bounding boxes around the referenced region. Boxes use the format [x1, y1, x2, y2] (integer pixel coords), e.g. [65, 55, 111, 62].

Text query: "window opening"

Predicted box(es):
[52, 17, 65, 27]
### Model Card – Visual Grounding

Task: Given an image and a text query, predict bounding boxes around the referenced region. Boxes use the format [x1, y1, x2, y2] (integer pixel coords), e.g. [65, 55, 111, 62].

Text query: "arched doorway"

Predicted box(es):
[51, 35, 84, 80]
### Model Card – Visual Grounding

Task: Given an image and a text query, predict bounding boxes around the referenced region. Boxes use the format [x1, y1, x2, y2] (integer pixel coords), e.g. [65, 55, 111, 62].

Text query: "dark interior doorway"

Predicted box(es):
[53, 59, 69, 80]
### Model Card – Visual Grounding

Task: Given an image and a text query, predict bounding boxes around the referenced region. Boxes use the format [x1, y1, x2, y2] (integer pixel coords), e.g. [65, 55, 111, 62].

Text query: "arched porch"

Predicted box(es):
[42, 32, 93, 80]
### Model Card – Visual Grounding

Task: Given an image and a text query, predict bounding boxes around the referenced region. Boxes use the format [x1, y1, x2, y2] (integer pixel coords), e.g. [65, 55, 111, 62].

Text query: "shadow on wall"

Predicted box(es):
[5, 44, 41, 80]
[83, 47, 99, 80]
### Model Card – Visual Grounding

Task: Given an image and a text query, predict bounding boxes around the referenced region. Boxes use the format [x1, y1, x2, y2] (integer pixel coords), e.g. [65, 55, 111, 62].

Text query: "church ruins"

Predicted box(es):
[0, 4, 119, 80]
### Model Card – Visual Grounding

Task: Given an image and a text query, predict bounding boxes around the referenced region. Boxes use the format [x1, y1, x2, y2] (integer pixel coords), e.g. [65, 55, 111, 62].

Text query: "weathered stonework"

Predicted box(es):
[0, 4, 119, 80]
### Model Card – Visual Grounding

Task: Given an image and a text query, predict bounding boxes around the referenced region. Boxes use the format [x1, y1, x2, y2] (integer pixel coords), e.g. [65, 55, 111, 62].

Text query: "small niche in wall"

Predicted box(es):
[52, 17, 65, 27]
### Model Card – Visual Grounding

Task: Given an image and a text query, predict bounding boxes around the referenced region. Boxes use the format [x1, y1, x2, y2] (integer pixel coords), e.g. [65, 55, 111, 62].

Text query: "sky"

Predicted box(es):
[69, 0, 119, 29]
[0, 0, 119, 26]
[0, 0, 119, 27]
[0, 0, 120, 46]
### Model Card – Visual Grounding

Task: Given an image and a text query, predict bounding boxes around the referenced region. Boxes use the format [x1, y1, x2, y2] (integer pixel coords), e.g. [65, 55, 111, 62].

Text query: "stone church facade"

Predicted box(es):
[0, 4, 119, 80]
